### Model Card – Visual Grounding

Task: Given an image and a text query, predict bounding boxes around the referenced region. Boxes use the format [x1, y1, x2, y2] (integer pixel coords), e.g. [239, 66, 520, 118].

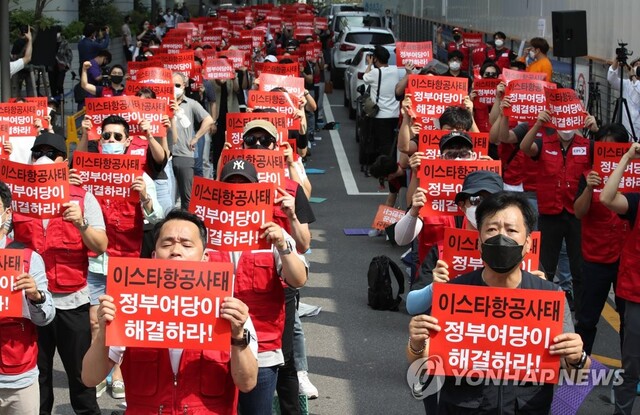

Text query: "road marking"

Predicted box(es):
[591, 354, 621, 368]
[601, 301, 621, 333]
[323, 94, 385, 196]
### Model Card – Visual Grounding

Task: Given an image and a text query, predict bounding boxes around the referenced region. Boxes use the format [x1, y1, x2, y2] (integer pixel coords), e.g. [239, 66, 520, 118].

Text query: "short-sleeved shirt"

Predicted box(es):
[169, 96, 211, 158]
[622, 193, 640, 228]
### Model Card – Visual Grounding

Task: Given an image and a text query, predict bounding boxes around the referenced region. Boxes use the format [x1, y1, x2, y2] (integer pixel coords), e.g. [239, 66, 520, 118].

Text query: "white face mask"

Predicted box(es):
[102, 142, 126, 155]
[34, 156, 54, 165]
[528, 50, 536, 60]
[557, 130, 575, 141]
[494, 39, 504, 48]
[174, 86, 184, 99]
[449, 61, 461, 71]
[464, 205, 478, 229]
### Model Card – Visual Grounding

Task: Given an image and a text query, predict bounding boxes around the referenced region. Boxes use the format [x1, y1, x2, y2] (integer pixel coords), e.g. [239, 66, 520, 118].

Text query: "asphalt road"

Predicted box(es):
[49, 87, 637, 414]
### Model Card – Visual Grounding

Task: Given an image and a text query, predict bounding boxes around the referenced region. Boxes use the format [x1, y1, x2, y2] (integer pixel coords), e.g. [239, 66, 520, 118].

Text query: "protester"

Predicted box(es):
[81, 209, 258, 413]
[524, 37, 553, 81]
[80, 61, 124, 97]
[491, 31, 516, 71]
[121, 15, 133, 62]
[0, 181, 55, 415]
[77, 23, 110, 73]
[436, 26, 470, 72]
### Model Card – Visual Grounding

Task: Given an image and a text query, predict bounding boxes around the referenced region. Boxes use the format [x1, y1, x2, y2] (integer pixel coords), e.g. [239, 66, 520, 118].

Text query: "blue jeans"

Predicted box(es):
[293, 309, 307, 372]
[555, 240, 572, 293]
[238, 365, 278, 415]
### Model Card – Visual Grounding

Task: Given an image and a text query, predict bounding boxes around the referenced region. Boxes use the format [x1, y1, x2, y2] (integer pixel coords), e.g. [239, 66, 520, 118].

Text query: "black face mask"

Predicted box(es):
[453, 34, 462, 42]
[480, 234, 525, 274]
[110, 75, 124, 85]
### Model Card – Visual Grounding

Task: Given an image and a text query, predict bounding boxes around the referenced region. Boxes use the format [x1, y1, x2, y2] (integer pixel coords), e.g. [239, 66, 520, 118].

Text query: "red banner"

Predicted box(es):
[441, 227, 541, 276]
[416, 130, 490, 159]
[258, 73, 305, 98]
[219, 149, 286, 187]
[396, 41, 433, 68]
[473, 79, 501, 106]
[85, 96, 167, 139]
[416, 160, 501, 217]
[105, 257, 233, 351]
[189, 177, 274, 251]
[73, 152, 144, 202]
[0, 250, 24, 318]
[371, 205, 405, 230]
[0, 103, 38, 137]
[544, 88, 586, 131]
[257, 62, 300, 77]
[247, 90, 301, 131]
[502, 68, 547, 84]
[203, 58, 236, 81]
[503, 80, 556, 121]
[406, 76, 468, 118]
[430, 283, 564, 383]
[592, 142, 640, 192]
[0, 160, 69, 219]
[225, 112, 288, 148]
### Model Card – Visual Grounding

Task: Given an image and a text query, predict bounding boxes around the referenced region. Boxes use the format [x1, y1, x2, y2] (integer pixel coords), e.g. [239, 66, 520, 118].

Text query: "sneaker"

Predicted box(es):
[297, 371, 319, 399]
[368, 229, 384, 237]
[111, 380, 126, 399]
[96, 380, 107, 398]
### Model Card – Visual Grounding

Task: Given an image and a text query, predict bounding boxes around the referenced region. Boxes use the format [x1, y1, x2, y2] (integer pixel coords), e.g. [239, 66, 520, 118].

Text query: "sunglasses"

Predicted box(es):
[32, 149, 62, 160]
[442, 149, 472, 160]
[483, 72, 498, 78]
[174, 83, 183, 88]
[101, 131, 125, 142]
[243, 134, 276, 148]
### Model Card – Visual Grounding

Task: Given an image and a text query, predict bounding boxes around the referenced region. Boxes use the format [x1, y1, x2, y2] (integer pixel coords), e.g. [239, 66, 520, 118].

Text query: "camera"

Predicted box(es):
[616, 41, 632, 64]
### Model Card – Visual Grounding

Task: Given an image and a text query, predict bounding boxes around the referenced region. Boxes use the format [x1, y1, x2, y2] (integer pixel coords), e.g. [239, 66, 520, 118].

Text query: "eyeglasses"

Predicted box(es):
[442, 149, 472, 160]
[32, 149, 62, 160]
[174, 83, 183, 88]
[483, 72, 498, 78]
[101, 131, 125, 141]
[243, 134, 276, 148]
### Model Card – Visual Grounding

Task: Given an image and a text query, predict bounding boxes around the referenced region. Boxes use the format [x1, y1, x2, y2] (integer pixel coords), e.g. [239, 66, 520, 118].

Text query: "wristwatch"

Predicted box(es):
[277, 240, 293, 256]
[231, 328, 251, 348]
[569, 350, 588, 369]
[78, 218, 89, 232]
[30, 290, 46, 305]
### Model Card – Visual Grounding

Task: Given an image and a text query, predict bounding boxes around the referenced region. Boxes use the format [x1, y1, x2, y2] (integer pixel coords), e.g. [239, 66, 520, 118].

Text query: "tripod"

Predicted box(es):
[611, 62, 637, 139]
[583, 81, 602, 138]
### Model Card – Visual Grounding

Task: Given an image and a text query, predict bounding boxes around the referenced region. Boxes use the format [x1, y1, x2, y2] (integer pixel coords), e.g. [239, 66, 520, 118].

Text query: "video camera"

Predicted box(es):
[616, 41, 632, 64]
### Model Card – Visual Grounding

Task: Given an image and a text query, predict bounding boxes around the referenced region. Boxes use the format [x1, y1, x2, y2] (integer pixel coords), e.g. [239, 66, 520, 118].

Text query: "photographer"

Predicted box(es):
[607, 48, 640, 137]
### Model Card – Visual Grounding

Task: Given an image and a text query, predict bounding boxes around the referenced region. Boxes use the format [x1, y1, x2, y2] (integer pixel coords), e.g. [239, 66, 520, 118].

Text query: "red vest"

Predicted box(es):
[473, 100, 490, 133]
[128, 136, 150, 176]
[493, 48, 513, 71]
[120, 348, 238, 415]
[581, 179, 630, 263]
[446, 42, 471, 72]
[536, 134, 590, 215]
[272, 178, 299, 237]
[0, 248, 37, 376]
[471, 44, 496, 69]
[98, 197, 144, 258]
[617, 199, 640, 303]
[208, 251, 284, 353]
[12, 186, 89, 293]
[100, 86, 125, 98]
[417, 216, 457, 272]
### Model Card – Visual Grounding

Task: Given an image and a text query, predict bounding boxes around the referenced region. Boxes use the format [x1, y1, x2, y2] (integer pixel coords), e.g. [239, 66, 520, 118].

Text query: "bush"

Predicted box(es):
[9, 8, 59, 42]
[79, 0, 125, 37]
[62, 20, 85, 42]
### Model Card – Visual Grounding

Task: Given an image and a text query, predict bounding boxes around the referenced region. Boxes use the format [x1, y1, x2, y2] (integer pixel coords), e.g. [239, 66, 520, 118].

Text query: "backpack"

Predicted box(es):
[367, 255, 405, 311]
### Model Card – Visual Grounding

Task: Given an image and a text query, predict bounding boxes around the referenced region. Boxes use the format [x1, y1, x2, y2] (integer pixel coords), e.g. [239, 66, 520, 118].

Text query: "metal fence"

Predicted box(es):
[397, 14, 621, 129]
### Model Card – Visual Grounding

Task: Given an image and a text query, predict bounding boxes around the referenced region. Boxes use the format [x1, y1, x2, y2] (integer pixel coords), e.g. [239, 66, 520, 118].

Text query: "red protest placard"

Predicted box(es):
[124, 81, 174, 116]
[314, 17, 328, 31]
[462, 33, 483, 49]
[10, 97, 49, 130]
[0, 160, 69, 219]
[502, 68, 547, 84]
[0, 250, 24, 318]
[201, 29, 223, 47]
[126, 60, 155, 81]
[473, 78, 501, 107]
[229, 37, 253, 52]
[247, 90, 301, 131]
[396, 41, 433, 68]
[137, 67, 173, 85]
[152, 51, 194, 76]
[225, 112, 288, 149]
[219, 149, 286, 187]
[416, 159, 501, 217]
[592, 142, 640, 192]
[371, 205, 405, 231]
[503, 80, 556, 121]
[73, 152, 144, 202]
[220, 49, 249, 70]
[259, 62, 300, 77]
[189, 177, 274, 251]
[416, 130, 490, 159]
[86, 96, 166, 139]
[406, 75, 468, 118]
[258, 73, 305, 98]
[105, 257, 233, 351]
[430, 283, 564, 383]
[544, 88, 586, 131]
[0, 122, 9, 159]
[441, 228, 541, 276]
[204, 58, 236, 81]
[0, 103, 38, 137]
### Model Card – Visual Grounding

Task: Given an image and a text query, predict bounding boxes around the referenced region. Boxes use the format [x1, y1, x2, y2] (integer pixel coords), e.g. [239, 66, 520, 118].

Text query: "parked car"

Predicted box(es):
[329, 11, 383, 43]
[343, 46, 404, 119]
[331, 26, 395, 88]
[319, 3, 364, 21]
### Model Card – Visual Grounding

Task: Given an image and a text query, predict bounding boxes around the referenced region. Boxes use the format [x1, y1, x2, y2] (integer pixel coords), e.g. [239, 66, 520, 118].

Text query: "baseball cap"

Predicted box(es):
[454, 171, 504, 204]
[439, 131, 473, 151]
[452, 27, 462, 34]
[243, 120, 278, 139]
[264, 55, 277, 63]
[31, 132, 67, 156]
[219, 159, 259, 183]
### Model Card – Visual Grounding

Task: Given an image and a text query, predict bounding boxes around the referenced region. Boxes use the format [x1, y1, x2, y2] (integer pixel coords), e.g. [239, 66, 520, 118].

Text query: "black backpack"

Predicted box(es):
[367, 255, 405, 311]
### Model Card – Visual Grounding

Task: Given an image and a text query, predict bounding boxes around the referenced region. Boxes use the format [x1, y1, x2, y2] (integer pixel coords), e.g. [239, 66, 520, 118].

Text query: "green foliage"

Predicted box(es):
[8, 7, 59, 42]
[62, 20, 86, 42]
[79, 0, 125, 37]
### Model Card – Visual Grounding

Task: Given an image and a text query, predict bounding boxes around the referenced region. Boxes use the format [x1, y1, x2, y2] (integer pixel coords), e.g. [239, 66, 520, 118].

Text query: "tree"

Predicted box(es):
[34, 0, 55, 24]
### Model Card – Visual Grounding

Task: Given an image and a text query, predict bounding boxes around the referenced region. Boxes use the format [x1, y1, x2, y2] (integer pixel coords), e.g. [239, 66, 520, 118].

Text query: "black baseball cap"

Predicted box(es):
[439, 131, 473, 151]
[31, 132, 67, 156]
[454, 170, 504, 204]
[219, 159, 258, 183]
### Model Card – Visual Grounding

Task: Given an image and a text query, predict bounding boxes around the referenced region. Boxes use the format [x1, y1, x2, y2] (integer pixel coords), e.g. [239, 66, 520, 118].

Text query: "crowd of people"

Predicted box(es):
[3, 3, 640, 415]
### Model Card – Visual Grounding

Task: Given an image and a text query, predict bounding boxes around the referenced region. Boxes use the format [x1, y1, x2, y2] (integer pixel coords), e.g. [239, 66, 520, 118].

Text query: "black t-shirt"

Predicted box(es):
[294, 185, 315, 224]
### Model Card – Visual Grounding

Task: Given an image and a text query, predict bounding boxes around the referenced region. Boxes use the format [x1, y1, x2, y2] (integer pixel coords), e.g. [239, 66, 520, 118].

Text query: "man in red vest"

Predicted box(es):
[600, 142, 640, 415]
[82, 209, 259, 414]
[436, 26, 471, 72]
[0, 181, 55, 414]
[12, 132, 108, 415]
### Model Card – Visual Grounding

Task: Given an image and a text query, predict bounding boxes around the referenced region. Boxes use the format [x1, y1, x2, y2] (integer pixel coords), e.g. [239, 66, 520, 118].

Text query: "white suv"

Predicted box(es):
[331, 26, 396, 88]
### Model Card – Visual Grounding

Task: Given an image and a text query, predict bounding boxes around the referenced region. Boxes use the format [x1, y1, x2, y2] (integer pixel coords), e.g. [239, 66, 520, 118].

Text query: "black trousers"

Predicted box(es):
[276, 288, 300, 415]
[538, 211, 583, 313]
[38, 303, 100, 415]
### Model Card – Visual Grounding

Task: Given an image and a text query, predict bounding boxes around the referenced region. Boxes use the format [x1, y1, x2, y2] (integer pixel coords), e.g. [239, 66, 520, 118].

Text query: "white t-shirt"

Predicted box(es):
[10, 59, 25, 77]
[363, 66, 401, 119]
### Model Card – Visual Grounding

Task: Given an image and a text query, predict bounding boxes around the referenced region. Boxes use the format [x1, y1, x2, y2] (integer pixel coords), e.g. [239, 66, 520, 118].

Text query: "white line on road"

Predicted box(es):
[323, 94, 383, 196]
